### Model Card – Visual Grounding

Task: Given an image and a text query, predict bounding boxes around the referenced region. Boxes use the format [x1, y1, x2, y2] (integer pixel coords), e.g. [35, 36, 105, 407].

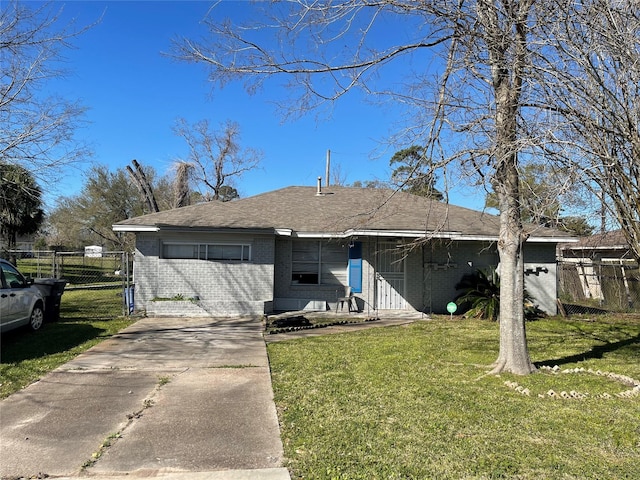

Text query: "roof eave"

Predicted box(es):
[112, 224, 160, 233]
[113, 224, 276, 235]
[528, 236, 579, 243]
[565, 244, 629, 250]
[113, 223, 574, 244]
[292, 229, 463, 239]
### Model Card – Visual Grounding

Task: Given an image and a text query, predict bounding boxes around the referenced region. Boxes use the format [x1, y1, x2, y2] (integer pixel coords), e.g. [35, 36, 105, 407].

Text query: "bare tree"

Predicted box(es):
[173, 1, 586, 374]
[172, 161, 194, 208]
[484, 163, 593, 236]
[330, 163, 348, 186]
[173, 118, 261, 201]
[126, 159, 160, 213]
[476, 0, 537, 374]
[540, 0, 640, 260]
[0, 1, 90, 180]
[137, 160, 198, 211]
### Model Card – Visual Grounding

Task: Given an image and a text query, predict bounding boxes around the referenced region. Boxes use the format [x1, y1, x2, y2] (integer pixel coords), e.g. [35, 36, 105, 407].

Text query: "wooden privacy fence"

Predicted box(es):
[558, 259, 640, 315]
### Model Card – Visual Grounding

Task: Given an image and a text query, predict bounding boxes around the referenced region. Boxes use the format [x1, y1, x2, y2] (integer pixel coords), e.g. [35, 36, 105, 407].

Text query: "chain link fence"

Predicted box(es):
[11, 252, 638, 319]
[557, 260, 640, 315]
[10, 251, 133, 320]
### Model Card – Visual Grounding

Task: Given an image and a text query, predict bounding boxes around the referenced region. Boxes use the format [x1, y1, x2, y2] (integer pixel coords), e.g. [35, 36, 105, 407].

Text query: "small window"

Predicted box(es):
[291, 241, 320, 284]
[291, 240, 347, 285]
[1, 263, 26, 288]
[163, 244, 199, 259]
[206, 244, 250, 261]
[163, 243, 251, 262]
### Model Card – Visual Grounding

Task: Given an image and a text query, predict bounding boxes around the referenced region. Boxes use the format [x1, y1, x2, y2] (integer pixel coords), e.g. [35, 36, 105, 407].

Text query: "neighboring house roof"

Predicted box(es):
[561, 229, 634, 260]
[567, 229, 629, 250]
[113, 186, 573, 242]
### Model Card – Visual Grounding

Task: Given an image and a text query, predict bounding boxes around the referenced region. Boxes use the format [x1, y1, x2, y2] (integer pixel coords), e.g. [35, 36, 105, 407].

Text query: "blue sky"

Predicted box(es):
[43, 0, 487, 211]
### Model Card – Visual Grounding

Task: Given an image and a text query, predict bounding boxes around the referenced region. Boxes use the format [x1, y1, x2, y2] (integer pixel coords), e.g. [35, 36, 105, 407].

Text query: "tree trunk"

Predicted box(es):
[8, 230, 18, 267]
[492, 208, 535, 374]
[481, 0, 536, 375]
[126, 160, 160, 213]
[490, 140, 536, 375]
[174, 162, 192, 208]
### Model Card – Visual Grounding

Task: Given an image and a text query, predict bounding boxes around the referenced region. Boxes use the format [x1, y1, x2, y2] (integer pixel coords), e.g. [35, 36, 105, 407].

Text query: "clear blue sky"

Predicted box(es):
[44, 0, 486, 211]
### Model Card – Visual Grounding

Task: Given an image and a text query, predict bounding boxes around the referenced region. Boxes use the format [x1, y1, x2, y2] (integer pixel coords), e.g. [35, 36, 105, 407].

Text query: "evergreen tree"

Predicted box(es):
[0, 164, 44, 262]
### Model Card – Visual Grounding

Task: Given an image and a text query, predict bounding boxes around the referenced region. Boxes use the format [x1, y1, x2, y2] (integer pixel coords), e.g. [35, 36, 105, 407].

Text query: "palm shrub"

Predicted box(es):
[455, 268, 501, 320]
[454, 268, 544, 321]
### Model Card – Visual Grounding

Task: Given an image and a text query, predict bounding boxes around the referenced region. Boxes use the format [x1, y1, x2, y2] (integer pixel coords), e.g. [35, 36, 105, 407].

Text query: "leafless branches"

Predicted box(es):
[0, 1, 92, 179]
[538, 0, 640, 259]
[173, 1, 456, 119]
[173, 118, 262, 201]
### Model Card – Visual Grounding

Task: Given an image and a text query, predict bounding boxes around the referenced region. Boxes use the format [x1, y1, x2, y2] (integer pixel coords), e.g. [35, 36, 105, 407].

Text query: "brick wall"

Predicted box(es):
[134, 233, 559, 316]
[422, 241, 499, 313]
[273, 237, 349, 309]
[133, 233, 275, 316]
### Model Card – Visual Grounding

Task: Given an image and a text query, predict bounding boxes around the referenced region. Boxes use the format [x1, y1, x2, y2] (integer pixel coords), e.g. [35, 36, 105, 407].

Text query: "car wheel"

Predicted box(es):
[29, 304, 45, 331]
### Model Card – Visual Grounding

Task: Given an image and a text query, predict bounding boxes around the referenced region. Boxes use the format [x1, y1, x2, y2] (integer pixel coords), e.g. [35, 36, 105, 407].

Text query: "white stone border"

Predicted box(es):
[504, 365, 640, 399]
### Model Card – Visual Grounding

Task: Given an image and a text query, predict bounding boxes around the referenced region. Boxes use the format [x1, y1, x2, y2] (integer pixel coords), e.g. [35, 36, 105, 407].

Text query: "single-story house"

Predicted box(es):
[113, 184, 574, 317]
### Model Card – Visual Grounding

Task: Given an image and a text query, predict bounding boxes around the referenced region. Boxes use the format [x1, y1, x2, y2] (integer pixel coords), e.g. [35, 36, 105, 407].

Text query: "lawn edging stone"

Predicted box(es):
[504, 365, 640, 400]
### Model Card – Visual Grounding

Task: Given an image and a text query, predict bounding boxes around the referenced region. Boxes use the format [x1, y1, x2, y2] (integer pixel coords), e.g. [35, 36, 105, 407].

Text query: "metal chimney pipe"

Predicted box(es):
[316, 176, 322, 196]
[326, 149, 331, 187]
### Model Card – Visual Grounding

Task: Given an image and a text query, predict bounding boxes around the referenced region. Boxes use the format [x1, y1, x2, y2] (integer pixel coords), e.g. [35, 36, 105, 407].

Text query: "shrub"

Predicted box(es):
[455, 268, 544, 321]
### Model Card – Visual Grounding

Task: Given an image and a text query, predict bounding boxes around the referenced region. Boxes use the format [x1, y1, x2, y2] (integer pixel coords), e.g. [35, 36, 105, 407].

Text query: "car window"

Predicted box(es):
[1, 263, 26, 288]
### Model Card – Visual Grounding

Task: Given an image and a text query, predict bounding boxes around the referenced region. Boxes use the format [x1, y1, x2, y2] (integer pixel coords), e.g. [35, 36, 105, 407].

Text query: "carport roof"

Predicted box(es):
[113, 186, 574, 242]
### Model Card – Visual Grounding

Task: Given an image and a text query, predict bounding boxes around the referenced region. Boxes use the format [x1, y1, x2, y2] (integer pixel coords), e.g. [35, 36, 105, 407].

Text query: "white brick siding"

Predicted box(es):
[133, 233, 274, 316]
[133, 233, 559, 317]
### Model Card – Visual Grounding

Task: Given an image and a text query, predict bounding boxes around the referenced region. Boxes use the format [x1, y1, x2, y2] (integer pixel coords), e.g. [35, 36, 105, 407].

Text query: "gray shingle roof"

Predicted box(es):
[113, 186, 572, 241]
[569, 229, 630, 249]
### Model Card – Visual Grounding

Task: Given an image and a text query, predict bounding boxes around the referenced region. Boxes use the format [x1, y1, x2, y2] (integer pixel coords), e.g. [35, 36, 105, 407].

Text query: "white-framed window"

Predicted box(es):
[163, 243, 251, 262]
[291, 240, 347, 285]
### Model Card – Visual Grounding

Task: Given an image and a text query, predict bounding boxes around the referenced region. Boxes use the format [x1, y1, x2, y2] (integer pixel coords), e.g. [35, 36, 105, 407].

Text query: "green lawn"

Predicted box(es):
[2, 309, 638, 478]
[267, 316, 640, 479]
[0, 288, 134, 399]
[61, 286, 127, 319]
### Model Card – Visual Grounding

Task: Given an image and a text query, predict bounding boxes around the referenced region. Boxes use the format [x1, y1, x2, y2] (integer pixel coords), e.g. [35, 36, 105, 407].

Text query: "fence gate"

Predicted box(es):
[10, 251, 133, 320]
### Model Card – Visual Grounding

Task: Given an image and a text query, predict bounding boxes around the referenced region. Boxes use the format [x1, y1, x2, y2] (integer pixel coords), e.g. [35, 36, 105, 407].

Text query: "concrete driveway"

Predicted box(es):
[0, 317, 289, 480]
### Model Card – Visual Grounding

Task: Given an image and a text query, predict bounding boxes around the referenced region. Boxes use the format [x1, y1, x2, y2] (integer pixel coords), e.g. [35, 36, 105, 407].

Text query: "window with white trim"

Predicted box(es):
[291, 240, 347, 285]
[163, 243, 251, 261]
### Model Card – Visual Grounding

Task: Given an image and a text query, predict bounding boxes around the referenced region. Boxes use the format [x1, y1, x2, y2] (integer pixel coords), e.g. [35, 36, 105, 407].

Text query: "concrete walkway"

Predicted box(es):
[0, 317, 289, 480]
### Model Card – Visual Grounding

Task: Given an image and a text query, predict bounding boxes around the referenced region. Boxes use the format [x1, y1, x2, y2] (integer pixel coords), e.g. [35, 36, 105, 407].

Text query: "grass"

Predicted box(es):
[2, 307, 638, 478]
[0, 288, 135, 399]
[267, 315, 640, 479]
[61, 287, 126, 319]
